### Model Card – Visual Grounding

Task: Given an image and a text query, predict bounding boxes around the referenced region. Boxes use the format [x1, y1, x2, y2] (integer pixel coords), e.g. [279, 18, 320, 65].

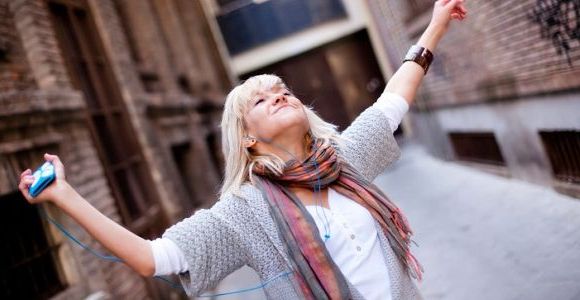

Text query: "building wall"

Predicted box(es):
[207, 0, 392, 78]
[90, 0, 229, 219]
[368, 0, 580, 197]
[0, 0, 231, 298]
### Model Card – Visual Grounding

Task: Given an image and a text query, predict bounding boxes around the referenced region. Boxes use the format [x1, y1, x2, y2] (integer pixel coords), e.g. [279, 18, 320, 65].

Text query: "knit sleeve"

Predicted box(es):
[161, 197, 249, 297]
[372, 91, 409, 132]
[339, 104, 402, 182]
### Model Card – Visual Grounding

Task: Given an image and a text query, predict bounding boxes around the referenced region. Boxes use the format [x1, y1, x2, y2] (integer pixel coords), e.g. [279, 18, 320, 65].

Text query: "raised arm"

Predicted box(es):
[384, 0, 467, 105]
[339, 0, 467, 179]
[18, 154, 155, 277]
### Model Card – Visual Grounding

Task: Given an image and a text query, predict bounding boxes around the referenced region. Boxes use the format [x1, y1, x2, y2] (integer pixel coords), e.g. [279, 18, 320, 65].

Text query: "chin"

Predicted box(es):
[268, 116, 309, 138]
[276, 111, 308, 128]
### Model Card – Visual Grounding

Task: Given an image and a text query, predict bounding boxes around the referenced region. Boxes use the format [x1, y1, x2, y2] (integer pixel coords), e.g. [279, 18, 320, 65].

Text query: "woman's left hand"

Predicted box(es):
[430, 0, 468, 33]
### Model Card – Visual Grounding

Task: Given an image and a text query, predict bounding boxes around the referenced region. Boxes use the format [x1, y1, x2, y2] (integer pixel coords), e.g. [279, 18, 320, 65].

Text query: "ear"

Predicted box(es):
[243, 136, 257, 148]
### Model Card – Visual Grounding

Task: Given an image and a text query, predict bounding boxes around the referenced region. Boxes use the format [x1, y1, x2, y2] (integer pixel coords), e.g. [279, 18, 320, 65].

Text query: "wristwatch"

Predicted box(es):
[403, 45, 434, 75]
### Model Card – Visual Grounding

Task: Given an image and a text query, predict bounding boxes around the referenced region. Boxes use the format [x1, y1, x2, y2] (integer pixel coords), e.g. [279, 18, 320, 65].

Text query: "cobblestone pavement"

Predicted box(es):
[208, 143, 580, 300]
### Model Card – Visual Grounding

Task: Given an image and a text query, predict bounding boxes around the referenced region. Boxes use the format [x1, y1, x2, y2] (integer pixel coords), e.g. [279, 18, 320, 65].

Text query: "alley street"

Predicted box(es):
[375, 143, 580, 300]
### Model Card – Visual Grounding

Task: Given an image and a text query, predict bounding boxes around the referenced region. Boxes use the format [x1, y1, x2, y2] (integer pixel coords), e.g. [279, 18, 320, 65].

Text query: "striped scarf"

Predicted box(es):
[253, 139, 423, 299]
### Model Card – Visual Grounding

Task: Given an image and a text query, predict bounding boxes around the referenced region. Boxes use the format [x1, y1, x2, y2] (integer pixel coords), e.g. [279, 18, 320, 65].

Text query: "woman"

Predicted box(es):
[18, 1, 467, 299]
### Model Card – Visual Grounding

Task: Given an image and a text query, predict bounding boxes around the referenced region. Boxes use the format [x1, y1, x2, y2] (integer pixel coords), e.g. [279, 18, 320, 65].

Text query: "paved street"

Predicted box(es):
[209, 143, 580, 300]
[375, 143, 580, 300]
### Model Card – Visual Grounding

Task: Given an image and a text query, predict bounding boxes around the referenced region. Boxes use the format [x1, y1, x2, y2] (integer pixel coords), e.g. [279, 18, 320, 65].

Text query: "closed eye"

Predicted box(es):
[255, 99, 264, 106]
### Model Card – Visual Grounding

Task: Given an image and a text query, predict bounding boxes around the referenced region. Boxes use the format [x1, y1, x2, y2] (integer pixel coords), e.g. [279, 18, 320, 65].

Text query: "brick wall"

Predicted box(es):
[10, 0, 70, 89]
[1, 0, 232, 298]
[369, 0, 580, 109]
[368, 0, 580, 197]
[1, 0, 150, 298]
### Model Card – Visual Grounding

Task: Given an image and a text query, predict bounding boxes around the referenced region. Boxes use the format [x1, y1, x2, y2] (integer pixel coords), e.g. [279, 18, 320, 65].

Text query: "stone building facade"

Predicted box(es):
[0, 0, 231, 299]
[368, 0, 580, 198]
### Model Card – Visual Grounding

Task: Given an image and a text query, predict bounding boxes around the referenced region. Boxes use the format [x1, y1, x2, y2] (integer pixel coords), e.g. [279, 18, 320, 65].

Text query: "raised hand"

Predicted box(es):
[18, 153, 69, 204]
[430, 0, 468, 32]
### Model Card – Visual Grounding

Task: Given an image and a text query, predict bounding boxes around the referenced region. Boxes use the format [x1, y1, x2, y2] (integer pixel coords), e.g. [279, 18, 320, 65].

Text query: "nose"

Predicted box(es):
[273, 94, 287, 105]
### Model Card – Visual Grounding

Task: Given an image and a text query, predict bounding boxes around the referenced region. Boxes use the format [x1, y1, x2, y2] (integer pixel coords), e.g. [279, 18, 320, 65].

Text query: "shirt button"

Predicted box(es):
[350, 234, 356, 240]
[356, 246, 362, 252]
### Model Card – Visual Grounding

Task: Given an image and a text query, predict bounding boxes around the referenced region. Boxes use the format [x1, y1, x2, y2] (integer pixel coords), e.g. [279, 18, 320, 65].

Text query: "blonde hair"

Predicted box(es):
[220, 74, 342, 196]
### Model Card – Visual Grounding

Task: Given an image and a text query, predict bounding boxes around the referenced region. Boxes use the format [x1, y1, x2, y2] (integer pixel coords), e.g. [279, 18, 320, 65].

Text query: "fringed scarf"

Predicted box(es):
[253, 139, 423, 299]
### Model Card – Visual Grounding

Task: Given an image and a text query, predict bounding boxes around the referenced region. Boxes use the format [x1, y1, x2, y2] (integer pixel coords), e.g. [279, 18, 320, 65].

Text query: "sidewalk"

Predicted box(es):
[209, 143, 580, 300]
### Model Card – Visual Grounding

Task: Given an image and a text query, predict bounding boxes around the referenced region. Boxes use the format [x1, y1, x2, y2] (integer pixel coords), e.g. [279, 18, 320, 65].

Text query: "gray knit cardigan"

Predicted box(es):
[163, 106, 423, 299]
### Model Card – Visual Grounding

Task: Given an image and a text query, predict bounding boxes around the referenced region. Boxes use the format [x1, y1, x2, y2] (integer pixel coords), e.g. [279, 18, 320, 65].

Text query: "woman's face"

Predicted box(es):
[244, 84, 309, 143]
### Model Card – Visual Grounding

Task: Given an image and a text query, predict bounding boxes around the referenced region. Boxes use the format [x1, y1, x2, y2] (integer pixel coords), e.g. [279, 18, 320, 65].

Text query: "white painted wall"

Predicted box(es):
[431, 94, 580, 185]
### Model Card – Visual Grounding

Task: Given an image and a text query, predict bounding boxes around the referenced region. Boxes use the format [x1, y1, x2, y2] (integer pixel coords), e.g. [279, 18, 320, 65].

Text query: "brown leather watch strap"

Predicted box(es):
[403, 45, 434, 75]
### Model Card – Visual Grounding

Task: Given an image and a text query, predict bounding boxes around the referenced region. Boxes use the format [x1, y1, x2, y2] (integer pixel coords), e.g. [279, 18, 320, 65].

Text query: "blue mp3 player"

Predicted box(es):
[29, 161, 56, 197]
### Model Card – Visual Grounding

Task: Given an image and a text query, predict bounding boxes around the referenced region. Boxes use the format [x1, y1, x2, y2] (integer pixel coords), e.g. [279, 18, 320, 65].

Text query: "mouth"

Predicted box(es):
[274, 104, 292, 114]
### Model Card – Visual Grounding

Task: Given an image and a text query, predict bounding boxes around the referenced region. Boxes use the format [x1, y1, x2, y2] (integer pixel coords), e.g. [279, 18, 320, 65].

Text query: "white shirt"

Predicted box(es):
[150, 91, 409, 298]
[306, 188, 392, 300]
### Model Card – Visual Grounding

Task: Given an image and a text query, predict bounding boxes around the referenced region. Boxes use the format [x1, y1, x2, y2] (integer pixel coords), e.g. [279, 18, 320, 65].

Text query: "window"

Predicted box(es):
[540, 130, 580, 183]
[449, 132, 506, 166]
[0, 192, 67, 299]
[216, 0, 347, 55]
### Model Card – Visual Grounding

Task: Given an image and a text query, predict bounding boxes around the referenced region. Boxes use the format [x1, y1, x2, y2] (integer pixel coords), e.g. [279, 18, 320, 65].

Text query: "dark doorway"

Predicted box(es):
[0, 192, 67, 299]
